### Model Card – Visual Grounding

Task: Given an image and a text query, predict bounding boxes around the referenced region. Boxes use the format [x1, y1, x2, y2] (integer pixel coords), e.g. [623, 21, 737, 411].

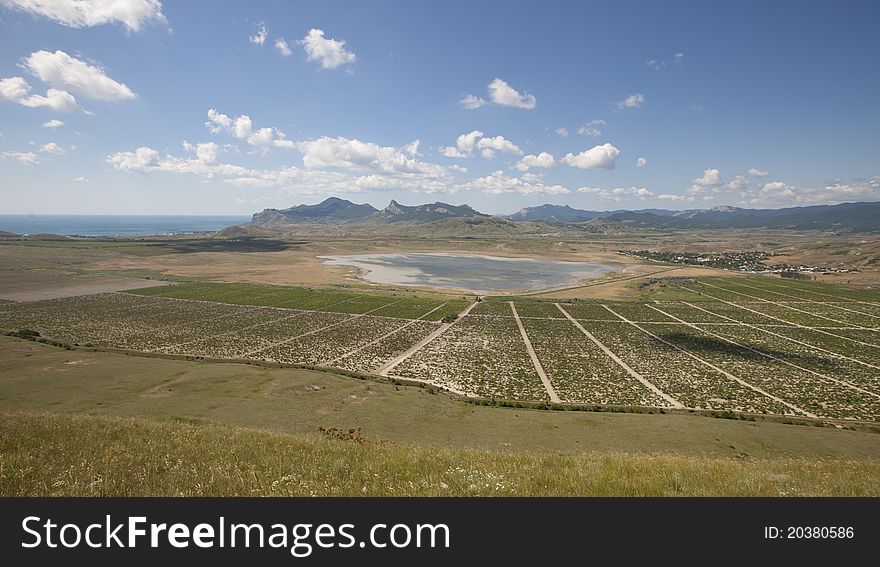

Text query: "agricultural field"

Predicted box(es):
[1, 276, 879, 422]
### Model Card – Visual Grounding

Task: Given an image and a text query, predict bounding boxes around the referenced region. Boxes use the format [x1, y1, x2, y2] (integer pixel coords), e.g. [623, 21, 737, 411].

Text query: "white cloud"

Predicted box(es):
[297, 28, 356, 69]
[42, 119, 64, 128]
[487, 78, 536, 109]
[562, 143, 620, 170]
[109, 135, 457, 195]
[469, 170, 569, 195]
[747, 168, 769, 177]
[402, 139, 421, 157]
[0, 76, 80, 111]
[2, 150, 39, 165]
[107, 142, 252, 178]
[1, 0, 166, 31]
[577, 119, 606, 137]
[439, 130, 483, 158]
[692, 168, 722, 186]
[673, 52, 685, 63]
[274, 38, 292, 57]
[459, 94, 487, 109]
[439, 131, 520, 159]
[476, 135, 522, 156]
[297, 136, 447, 179]
[514, 152, 555, 172]
[40, 142, 64, 154]
[636, 157, 647, 167]
[646, 59, 664, 71]
[726, 174, 748, 191]
[73, 176, 86, 182]
[555, 127, 569, 138]
[658, 193, 692, 202]
[23, 50, 135, 101]
[577, 185, 653, 201]
[249, 23, 267, 45]
[616, 93, 644, 109]
[205, 108, 294, 149]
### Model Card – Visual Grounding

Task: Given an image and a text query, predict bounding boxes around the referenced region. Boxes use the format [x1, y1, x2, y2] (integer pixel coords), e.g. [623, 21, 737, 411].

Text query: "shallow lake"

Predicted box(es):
[319, 253, 612, 293]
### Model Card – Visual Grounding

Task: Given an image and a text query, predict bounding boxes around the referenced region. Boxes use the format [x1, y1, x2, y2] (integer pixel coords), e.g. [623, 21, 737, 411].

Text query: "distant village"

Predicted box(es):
[621, 249, 859, 277]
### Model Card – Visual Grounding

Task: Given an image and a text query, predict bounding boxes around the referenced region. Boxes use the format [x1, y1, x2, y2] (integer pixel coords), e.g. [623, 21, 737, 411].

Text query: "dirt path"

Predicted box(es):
[322, 302, 448, 367]
[509, 302, 560, 403]
[684, 286, 880, 349]
[555, 303, 682, 409]
[698, 281, 872, 330]
[241, 299, 403, 358]
[376, 301, 479, 377]
[601, 304, 816, 418]
[728, 280, 880, 321]
[647, 304, 880, 401]
[756, 280, 880, 307]
[152, 309, 305, 353]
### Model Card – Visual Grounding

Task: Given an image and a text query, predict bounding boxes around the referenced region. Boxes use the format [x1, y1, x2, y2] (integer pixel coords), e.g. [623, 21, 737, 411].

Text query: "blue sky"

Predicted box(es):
[1, 0, 878, 215]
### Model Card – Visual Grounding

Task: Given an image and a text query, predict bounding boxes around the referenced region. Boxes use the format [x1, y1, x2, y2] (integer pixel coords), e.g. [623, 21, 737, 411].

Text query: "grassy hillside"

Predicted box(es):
[2, 411, 878, 496]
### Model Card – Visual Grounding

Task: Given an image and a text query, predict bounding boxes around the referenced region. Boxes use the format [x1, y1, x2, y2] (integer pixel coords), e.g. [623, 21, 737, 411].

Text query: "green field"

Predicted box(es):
[2, 275, 879, 421]
[3, 411, 878, 496]
[1, 336, 879, 496]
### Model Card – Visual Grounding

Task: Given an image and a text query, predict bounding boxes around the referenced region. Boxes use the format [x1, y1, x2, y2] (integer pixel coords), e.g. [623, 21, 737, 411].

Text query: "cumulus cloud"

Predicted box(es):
[577, 119, 606, 137]
[616, 93, 644, 109]
[463, 78, 536, 110]
[555, 127, 569, 138]
[205, 108, 294, 149]
[514, 152, 555, 172]
[562, 143, 620, 170]
[477, 135, 522, 157]
[487, 78, 536, 109]
[577, 185, 653, 201]
[692, 167, 722, 186]
[42, 119, 64, 128]
[673, 52, 685, 63]
[297, 28, 356, 69]
[0, 76, 80, 111]
[726, 174, 748, 191]
[439, 130, 482, 158]
[646, 59, 664, 71]
[748, 168, 769, 177]
[459, 94, 487, 110]
[469, 170, 569, 195]
[108, 134, 458, 195]
[658, 193, 692, 202]
[23, 50, 135, 101]
[1, 0, 166, 31]
[636, 157, 647, 167]
[274, 38, 292, 57]
[439, 131, 521, 159]
[2, 150, 39, 165]
[40, 141, 64, 154]
[249, 23, 267, 45]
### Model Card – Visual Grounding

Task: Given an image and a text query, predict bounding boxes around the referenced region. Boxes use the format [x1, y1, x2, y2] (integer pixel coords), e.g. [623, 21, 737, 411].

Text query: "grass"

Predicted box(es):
[1, 411, 877, 496]
[2, 336, 879, 459]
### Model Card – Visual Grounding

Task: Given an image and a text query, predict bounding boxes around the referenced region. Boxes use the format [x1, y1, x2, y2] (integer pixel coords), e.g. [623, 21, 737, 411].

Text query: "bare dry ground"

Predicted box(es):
[0, 272, 168, 302]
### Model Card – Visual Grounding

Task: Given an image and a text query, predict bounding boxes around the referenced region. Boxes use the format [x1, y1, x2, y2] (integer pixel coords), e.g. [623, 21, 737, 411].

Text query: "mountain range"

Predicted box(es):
[248, 198, 880, 233]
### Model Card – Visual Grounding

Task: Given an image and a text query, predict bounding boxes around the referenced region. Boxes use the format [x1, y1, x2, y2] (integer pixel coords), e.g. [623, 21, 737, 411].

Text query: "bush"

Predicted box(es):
[441, 314, 458, 324]
[11, 329, 40, 339]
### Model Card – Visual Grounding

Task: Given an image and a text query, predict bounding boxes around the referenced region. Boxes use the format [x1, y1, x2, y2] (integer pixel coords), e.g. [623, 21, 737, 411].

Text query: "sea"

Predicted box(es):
[0, 215, 252, 237]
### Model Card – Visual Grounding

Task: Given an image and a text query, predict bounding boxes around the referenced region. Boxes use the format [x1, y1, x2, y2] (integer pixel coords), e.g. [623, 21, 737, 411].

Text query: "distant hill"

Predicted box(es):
[251, 197, 378, 226]
[507, 204, 605, 223]
[601, 202, 880, 232]
[378, 200, 489, 222]
[247, 198, 880, 234]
